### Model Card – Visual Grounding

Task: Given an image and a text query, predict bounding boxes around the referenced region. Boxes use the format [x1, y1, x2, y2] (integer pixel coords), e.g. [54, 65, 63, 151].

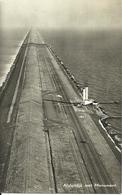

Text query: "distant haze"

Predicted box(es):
[1, 0, 122, 30]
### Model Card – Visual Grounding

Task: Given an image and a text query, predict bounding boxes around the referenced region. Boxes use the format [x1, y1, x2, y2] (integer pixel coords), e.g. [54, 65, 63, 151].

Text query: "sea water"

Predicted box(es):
[0, 28, 121, 131]
[42, 29, 121, 131]
[0, 27, 27, 86]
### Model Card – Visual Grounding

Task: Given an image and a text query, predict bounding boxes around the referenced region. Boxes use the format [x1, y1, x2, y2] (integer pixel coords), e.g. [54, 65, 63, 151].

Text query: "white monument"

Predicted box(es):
[82, 87, 93, 105]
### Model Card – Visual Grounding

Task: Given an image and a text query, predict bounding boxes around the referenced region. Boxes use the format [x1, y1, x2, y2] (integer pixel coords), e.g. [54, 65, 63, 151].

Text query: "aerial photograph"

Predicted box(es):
[0, 0, 121, 194]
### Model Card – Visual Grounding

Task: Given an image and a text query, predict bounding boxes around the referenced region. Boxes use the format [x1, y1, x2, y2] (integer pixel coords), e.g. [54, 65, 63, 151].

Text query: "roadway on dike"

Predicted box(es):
[0, 30, 121, 193]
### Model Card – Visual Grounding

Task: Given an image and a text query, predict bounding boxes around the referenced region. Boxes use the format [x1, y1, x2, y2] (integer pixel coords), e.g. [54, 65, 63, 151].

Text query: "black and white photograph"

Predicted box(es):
[0, 0, 121, 194]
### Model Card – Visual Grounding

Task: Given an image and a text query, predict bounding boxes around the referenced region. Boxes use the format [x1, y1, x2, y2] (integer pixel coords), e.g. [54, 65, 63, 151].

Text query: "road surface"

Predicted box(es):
[0, 30, 121, 193]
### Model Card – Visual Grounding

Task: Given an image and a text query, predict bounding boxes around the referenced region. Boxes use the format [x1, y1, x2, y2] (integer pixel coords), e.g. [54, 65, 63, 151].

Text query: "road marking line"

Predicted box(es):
[7, 36, 29, 123]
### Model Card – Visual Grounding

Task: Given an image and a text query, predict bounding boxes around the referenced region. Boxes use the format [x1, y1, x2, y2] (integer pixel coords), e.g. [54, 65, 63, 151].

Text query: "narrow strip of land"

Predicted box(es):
[0, 30, 120, 193]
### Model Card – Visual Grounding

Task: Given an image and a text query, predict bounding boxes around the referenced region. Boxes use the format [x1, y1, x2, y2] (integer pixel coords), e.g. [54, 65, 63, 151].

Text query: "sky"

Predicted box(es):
[0, 0, 122, 30]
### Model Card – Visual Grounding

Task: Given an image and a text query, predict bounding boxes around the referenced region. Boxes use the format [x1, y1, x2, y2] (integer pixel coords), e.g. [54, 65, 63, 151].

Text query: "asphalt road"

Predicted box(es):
[38, 34, 120, 193]
[0, 30, 121, 193]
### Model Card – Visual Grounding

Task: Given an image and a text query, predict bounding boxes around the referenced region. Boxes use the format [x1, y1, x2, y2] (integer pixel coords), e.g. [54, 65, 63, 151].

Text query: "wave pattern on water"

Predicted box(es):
[0, 28, 121, 132]
[0, 28, 27, 86]
[42, 29, 121, 131]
